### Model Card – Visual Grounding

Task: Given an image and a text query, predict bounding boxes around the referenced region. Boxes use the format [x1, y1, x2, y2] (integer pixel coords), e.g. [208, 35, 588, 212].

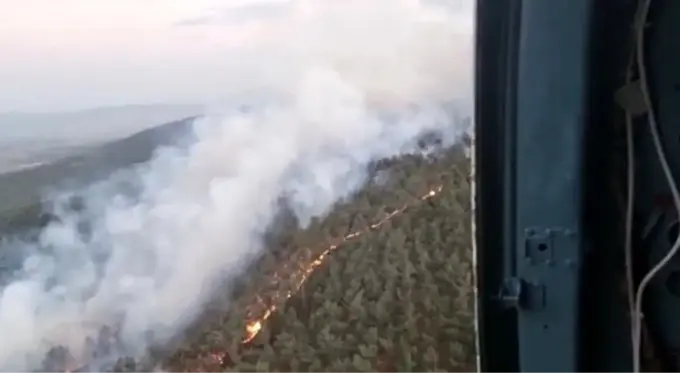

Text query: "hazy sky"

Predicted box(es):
[0, 0, 472, 113]
[0, 0, 296, 112]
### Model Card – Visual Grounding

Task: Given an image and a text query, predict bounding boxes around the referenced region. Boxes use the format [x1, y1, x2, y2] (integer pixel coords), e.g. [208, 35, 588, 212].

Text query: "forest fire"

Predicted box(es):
[60, 185, 447, 372]
[240, 185, 445, 344]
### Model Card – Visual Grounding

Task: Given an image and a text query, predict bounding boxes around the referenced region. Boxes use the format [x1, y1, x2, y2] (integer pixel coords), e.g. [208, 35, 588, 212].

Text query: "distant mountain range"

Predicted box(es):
[0, 104, 203, 174]
[0, 114, 198, 233]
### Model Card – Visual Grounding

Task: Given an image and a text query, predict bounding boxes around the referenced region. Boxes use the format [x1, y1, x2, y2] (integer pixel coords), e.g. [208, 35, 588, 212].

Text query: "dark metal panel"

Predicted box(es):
[579, 0, 639, 370]
[473, 0, 521, 371]
[514, 1, 592, 371]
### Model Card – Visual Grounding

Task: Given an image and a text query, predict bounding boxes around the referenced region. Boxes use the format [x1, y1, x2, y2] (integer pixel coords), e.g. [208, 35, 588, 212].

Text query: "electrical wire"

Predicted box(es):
[623, 40, 636, 373]
[632, 0, 680, 371]
[623, 1, 645, 366]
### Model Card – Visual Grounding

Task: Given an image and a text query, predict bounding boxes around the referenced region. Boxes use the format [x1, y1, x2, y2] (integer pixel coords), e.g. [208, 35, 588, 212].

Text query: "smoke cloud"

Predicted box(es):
[0, 0, 474, 370]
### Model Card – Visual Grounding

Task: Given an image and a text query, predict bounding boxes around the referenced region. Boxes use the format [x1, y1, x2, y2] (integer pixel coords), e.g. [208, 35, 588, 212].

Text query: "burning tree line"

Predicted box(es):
[164, 144, 475, 372]
[42, 144, 474, 372]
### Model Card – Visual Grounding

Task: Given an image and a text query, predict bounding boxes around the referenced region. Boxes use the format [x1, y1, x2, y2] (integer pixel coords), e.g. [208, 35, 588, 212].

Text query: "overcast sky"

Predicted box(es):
[0, 0, 282, 112]
[0, 0, 473, 113]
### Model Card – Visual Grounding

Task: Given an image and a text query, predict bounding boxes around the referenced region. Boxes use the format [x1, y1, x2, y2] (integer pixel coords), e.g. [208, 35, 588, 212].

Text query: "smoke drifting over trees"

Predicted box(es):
[0, 0, 474, 370]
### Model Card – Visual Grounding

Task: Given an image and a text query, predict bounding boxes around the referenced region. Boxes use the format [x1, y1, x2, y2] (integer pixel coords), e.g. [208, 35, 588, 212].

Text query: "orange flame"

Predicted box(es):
[241, 185, 444, 343]
[62, 185, 446, 372]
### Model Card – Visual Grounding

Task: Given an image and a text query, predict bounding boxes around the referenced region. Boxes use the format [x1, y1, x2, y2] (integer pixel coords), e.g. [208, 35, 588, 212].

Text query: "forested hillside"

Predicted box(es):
[162, 144, 474, 372]
[1, 137, 473, 372]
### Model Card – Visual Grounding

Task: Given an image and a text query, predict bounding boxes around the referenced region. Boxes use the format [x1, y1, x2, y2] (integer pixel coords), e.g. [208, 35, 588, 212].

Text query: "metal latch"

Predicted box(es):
[498, 277, 523, 309]
[497, 227, 576, 311]
[498, 277, 545, 310]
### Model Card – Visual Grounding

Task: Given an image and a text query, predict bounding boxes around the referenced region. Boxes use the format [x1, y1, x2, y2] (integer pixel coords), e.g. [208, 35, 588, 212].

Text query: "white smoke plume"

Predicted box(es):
[0, 0, 474, 370]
